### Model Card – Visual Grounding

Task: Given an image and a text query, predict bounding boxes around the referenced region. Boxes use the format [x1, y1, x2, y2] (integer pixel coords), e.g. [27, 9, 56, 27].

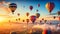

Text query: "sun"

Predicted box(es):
[0, 17, 5, 22]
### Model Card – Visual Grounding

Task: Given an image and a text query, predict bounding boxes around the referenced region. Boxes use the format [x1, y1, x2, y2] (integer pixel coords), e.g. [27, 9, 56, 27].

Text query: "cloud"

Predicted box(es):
[0, 1, 10, 7]
[0, 1, 11, 15]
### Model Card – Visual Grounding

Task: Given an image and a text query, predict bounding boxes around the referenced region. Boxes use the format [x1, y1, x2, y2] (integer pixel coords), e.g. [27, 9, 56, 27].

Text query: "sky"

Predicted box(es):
[0, 0, 60, 22]
[5, 0, 60, 16]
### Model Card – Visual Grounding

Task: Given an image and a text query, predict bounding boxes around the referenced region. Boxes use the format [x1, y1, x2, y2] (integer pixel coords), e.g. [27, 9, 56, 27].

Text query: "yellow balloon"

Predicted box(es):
[46, 3, 50, 12]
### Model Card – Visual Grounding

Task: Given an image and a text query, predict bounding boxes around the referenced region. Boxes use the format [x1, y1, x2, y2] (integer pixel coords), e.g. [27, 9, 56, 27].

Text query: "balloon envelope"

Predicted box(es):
[42, 18, 44, 20]
[53, 16, 56, 19]
[30, 15, 36, 23]
[29, 6, 33, 11]
[36, 9, 38, 12]
[11, 32, 17, 34]
[38, 4, 40, 7]
[9, 3, 17, 14]
[57, 11, 60, 15]
[26, 12, 29, 17]
[16, 19, 17, 21]
[46, 2, 55, 13]
[26, 19, 29, 23]
[40, 20, 42, 23]
[18, 18, 20, 21]
[44, 20, 47, 23]
[59, 17, 60, 21]
[36, 13, 40, 18]
[17, 13, 20, 16]
[23, 20, 25, 22]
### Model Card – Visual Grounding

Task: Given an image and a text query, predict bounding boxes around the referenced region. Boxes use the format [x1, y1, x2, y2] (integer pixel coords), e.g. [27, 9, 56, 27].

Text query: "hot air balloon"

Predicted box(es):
[29, 6, 33, 11]
[59, 17, 60, 21]
[18, 18, 20, 21]
[44, 20, 47, 23]
[40, 20, 42, 24]
[36, 9, 38, 12]
[16, 19, 18, 21]
[42, 29, 47, 34]
[40, 20, 42, 23]
[38, 4, 40, 7]
[26, 19, 29, 24]
[17, 13, 20, 16]
[42, 18, 44, 20]
[36, 13, 40, 18]
[57, 11, 60, 15]
[30, 15, 36, 24]
[46, 2, 55, 14]
[53, 16, 56, 19]
[10, 32, 17, 34]
[9, 3, 17, 14]
[47, 29, 52, 34]
[23, 20, 25, 22]
[26, 12, 29, 17]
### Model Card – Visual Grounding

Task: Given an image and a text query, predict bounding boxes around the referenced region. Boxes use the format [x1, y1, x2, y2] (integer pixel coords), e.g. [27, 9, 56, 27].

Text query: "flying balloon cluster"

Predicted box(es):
[7, 2, 60, 23]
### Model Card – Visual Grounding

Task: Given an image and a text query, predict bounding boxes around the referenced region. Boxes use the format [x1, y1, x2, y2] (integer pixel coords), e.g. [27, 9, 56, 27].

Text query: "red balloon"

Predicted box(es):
[43, 29, 47, 34]
[30, 15, 36, 23]
[29, 6, 33, 11]
[26, 12, 29, 17]
[57, 11, 60, 15]
[38, 4, 40, 7]
[46, 2, 55, 13]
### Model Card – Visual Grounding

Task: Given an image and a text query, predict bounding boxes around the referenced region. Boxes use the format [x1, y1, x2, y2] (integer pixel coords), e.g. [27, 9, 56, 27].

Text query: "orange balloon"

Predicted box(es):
[26, 19, 29, 23]
[23, 20, 25, 22]
[59, 17, 60, 21]
[17, 13, 20, 16]
[46, 2, 55, 13]
[26, 12, 29, 17]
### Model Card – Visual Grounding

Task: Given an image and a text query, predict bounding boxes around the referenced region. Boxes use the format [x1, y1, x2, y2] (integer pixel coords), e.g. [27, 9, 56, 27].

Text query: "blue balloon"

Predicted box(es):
[9, 3, 17, 14]
[47, 30, 52, 34]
